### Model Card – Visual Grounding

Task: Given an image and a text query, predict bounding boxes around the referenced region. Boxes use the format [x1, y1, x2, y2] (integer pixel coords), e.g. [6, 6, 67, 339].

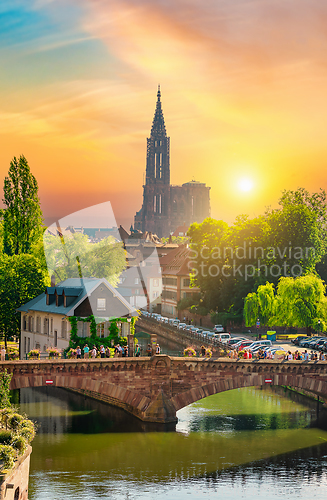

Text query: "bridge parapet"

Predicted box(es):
[2, 357, 327, 424]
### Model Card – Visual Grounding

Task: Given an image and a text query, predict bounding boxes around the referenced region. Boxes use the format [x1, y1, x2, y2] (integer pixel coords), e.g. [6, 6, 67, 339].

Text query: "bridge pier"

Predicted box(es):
[143, 389, 177, 423]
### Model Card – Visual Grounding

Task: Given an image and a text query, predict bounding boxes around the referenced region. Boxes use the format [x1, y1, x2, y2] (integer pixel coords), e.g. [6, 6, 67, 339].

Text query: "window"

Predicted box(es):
[153, 279, 159, 287]
[153, 291, 159, 298]
[134, 278, 139, 285]
[23, 316, 27, 331]
[44, 318, 48, 335]
[36, 317, 40, 333]
[61, 320, 67, 339]
[162, 277, 177, 286]
[51, 318, 53, 334]
[183, 278, 191, 287]
[97, 298, 106, 311]
[97, 323, 105, 338]
[134, 289, 139, 295]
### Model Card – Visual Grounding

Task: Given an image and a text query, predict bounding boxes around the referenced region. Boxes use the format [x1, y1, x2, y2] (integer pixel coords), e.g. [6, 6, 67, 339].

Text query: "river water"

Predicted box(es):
[14, 386, 327, 500]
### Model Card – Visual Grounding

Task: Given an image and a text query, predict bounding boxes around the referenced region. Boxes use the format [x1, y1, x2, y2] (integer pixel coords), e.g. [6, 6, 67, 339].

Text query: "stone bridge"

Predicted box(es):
[3, 357, 327, 424]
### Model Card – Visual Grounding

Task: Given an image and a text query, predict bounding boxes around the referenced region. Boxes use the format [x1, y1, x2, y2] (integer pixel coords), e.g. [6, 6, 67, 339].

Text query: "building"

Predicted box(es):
[134, 86, 211, 238]
[160, 244, 201, 318]
[18, 278, 137, 358]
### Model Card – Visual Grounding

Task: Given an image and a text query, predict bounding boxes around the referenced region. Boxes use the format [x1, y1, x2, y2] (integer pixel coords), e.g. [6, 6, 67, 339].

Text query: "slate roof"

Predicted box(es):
[17, 278, 137, 317]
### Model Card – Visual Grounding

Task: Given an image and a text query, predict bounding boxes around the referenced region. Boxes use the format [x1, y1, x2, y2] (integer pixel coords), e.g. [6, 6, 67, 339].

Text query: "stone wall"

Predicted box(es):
[0, 446, 31, 500]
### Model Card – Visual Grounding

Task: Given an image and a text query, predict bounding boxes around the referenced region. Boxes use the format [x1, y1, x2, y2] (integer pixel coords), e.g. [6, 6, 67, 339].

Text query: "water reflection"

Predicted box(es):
[14, 386, 327, 500]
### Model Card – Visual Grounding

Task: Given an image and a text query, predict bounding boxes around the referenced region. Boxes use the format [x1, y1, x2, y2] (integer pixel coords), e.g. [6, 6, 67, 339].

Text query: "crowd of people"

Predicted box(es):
[74, 342, 162, 359]
[228, 348, 326, 361]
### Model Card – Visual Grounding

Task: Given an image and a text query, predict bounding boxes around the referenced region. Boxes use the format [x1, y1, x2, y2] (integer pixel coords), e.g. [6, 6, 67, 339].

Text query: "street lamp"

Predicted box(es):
[318, 319, 320, 335]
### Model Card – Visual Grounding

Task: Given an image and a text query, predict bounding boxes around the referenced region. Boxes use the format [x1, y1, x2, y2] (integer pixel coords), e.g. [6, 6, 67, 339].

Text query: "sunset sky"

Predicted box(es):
[1, 0, 327, 229]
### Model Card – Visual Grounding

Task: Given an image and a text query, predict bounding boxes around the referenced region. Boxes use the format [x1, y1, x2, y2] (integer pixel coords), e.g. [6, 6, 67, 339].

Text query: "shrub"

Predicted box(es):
[0, 409, 14, 428]
[0, 430, 13, 445]
[67, 348, 77, 359]
[19, 425, 35, 443]
[11, 435, 27, 455]
[7, 413, 23, 430]
[0, 445, 16, 470]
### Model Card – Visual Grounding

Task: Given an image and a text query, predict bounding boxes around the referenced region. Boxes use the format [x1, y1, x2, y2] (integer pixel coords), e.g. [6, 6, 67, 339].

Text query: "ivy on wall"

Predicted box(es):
[67, 315, 138, 351]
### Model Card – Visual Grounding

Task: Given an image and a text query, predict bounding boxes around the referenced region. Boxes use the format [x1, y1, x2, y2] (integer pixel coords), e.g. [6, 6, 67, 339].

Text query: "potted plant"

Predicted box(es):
[67, 348, 77, 359]
[7, 350, 19, 361]
[205, 348, 212, 358]
[46, 347, 61, 359]
[183, 347, 197, 357]
[28, 349, 40, 360]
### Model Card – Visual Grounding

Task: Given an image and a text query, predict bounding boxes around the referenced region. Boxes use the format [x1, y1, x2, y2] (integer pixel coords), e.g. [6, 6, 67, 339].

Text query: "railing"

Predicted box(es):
[140, 317, 227, 350]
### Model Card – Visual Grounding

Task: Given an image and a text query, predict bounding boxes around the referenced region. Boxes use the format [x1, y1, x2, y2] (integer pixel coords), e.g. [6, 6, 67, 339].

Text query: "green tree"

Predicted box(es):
[0, 254, 49, 346]
[274, 275, 327, 334]
[1, 155, 43, 256]
[257, 283, 275, 326]
[244, 292, 259, 327]
[43, 233, 126, 286]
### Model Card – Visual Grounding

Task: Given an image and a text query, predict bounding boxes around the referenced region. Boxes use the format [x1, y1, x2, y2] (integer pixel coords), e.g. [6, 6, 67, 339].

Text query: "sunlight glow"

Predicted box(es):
[238, 178, 254, 192]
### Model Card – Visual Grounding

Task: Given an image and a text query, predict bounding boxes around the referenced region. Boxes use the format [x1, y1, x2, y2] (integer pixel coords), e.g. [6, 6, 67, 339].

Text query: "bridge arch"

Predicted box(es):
[171, 373, 327, 412]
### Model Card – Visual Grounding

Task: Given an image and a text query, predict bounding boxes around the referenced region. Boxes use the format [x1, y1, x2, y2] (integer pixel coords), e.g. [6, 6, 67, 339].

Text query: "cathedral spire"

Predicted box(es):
[151, 85, 166, 136]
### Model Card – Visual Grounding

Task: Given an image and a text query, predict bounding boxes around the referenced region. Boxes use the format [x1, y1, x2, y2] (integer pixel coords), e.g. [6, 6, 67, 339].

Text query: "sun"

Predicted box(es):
[238, 178, 253, 192]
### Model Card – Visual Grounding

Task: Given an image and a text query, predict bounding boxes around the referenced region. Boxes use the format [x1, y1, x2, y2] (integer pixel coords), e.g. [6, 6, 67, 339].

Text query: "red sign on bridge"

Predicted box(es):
[265, 379, 273, 384]
[45, 380, 53, 385]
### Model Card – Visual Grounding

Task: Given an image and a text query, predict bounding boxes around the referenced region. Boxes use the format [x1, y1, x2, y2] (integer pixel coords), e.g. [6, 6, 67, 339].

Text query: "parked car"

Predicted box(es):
[309, 338, 326, 350]
[302, 337, 325, 349]
[228, 337, 248, 346]
[248, 340, 272, 351]
[292, 335, 309, 345]
[203, 331, 215, 338]
[213, 324, 224, 333]
[235, 340, 253, 351]
[178, 323, 186, 330]
[214, 333, 231, 343]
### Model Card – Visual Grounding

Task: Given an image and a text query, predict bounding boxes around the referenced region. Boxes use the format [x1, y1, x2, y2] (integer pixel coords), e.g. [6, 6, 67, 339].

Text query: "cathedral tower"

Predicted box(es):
[134, 87, 210, 238]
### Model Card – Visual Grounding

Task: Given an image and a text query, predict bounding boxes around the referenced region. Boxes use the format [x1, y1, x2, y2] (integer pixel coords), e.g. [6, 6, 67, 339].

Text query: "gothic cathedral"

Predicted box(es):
[134, 87, 210, 238]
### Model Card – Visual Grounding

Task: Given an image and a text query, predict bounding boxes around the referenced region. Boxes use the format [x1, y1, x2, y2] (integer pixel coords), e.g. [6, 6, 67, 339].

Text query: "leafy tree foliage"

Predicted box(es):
[1, 156, 43, 256]
[0, 370, 12, 409]
[188, 189, 327, 327]
[244, 292, 259, 327]
[43, 233, 126, 286]
[244, 275, 327, 333]
[0, 254, 49, 345]
[274, 275, 327, 334]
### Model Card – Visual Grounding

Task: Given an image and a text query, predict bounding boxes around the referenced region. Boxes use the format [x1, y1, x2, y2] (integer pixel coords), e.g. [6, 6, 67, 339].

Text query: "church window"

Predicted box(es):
[154, 195, 157, 212]
[155, 153, 162, 179]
